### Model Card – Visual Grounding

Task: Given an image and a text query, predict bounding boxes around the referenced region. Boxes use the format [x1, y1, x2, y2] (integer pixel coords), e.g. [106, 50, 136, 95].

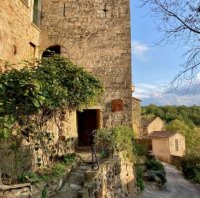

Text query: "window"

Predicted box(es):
[175, 139, 179, 151]
[32, 0, 41, 27]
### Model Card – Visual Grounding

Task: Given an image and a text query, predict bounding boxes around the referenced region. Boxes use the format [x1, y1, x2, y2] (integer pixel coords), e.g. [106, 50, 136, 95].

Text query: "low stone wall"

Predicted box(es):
[81, 156, 136, 198]
[0, 183, 31, 198]
[0, 109, 78, 180]
[0, 155, 137, 198]
[0, 145, 34, 180]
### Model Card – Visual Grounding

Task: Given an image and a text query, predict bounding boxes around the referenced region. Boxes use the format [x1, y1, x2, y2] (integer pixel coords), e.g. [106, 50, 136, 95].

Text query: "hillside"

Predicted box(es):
[142, 105, 200, 127]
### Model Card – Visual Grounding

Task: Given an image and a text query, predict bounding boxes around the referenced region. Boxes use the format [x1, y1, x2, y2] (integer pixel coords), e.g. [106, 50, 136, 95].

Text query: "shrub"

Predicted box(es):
[145, 159, 167, 184]
[18, 172, 41, 183]
[147, 170, 167, 184]
[133, 143, 148, 157]
[95, 126, 134, 160]
[0, 56, 103, 139]
[146, 159, 165, 174]
[194, 171, 200, 184]
[181, 154, 200, 183]
[135, 165, 144, 191]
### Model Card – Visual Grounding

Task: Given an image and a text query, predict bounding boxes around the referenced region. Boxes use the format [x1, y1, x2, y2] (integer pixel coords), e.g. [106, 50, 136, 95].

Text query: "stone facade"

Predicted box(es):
[0, 109, 78, 179]
[142, 117, 165, 136]
[132, 97, 141, 137]
[0, 0, 133, 184]
[0, 0, 40, 67]
[40, 0, 133, 128]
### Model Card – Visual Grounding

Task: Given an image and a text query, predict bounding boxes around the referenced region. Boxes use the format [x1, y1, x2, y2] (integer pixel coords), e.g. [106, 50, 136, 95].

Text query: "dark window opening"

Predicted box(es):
[42, 45, 61, 58]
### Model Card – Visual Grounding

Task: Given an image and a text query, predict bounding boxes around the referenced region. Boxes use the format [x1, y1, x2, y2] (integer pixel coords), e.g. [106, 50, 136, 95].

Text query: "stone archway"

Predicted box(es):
[42, 45, 61, 58]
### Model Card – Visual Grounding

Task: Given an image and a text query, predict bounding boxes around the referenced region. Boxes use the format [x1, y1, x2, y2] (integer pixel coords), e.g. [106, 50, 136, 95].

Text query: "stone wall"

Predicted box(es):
[132, 97, 141, 137]
[0, 109, 78, 179]
[84, 157, 136, 198]
[0, 155, 137, 198]
[40, 0, 133, 128]
[152, 138, 170, 163]
[146, 117, 165, 135]
[0, 0, 40, 67]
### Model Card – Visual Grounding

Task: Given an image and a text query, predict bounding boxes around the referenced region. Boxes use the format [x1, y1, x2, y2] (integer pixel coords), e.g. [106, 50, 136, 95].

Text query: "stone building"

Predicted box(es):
[0, 1, 135, 195]
[0, 0, 132, 166]
[40, 0, 133, 146]
[132, 97, 141, 137]
[0, 0, 41, 67]
[141, 117, 165, 136]
[0, 0, 132, 145]
[149, 131, 185, 163]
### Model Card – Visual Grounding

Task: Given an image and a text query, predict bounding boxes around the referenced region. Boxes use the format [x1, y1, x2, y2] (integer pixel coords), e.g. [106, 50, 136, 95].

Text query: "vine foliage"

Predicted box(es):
[0, 56, 103, 139]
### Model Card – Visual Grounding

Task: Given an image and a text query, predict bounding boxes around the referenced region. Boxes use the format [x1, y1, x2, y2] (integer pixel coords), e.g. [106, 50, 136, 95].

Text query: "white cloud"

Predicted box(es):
[132, 40, 149, 59]
[133, 82, 200, 106]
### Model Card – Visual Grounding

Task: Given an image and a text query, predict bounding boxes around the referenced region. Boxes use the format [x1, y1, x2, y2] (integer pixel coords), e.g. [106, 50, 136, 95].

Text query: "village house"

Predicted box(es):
[149, 131, 185, 163]
[141, 116, 165, 136]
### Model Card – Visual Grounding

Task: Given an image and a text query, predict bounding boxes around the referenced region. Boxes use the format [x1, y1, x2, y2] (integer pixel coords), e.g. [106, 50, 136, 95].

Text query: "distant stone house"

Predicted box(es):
[141, 117, 165, 136]
[149, 131, 185, 163]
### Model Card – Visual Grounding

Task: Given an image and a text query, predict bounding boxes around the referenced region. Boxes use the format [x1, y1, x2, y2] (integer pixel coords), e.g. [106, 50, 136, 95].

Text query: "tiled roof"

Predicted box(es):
[148, 131, 177, 138]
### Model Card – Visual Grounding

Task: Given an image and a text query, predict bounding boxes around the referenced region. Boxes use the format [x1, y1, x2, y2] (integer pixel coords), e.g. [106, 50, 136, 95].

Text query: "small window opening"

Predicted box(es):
[103, 4, 109, 18]
[175, 139, 179, 151]
[32, 0, 41, 27]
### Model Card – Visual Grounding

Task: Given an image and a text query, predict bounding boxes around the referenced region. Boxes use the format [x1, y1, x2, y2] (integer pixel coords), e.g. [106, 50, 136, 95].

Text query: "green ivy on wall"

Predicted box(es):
[0, 56, 103, 139]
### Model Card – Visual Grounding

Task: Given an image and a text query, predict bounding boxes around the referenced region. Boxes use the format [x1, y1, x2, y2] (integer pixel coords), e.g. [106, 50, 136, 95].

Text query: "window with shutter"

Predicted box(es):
[32, 0, 41, 27]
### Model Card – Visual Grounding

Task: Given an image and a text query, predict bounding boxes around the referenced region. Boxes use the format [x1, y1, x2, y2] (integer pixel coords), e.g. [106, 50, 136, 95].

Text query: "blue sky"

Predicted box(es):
[130, 1, 200, 106]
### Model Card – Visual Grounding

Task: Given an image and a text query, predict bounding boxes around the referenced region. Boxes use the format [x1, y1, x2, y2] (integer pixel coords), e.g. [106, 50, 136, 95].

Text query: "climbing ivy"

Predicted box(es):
[0, 56, 103, 139]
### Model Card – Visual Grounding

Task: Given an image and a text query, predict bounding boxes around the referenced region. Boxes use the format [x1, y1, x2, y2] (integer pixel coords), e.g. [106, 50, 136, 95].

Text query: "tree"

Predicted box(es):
[141, 0, 200, 88]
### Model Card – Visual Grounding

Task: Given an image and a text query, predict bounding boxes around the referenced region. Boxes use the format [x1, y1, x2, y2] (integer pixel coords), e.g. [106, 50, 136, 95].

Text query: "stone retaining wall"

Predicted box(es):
[0, 155, 137, 198]
[80, 156, 136, 198]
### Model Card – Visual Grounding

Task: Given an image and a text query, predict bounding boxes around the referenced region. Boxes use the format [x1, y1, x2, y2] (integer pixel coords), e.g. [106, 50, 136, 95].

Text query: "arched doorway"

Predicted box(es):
[42, 45, 61, 58]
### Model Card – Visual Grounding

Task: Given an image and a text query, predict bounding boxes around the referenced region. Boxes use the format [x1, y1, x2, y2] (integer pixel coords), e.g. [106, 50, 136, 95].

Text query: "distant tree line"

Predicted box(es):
[142, 104, 200, 127]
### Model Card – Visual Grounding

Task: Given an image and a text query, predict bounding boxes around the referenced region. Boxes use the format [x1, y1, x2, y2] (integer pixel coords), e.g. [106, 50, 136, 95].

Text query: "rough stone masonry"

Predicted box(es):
[40, 0, 133, 129]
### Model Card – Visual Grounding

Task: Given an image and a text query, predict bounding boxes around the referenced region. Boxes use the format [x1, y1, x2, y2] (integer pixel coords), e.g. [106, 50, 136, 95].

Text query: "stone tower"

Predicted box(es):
[40, 0, 132, 129]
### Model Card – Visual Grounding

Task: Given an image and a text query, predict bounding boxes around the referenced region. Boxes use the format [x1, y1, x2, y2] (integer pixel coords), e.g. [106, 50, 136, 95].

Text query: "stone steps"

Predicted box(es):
[50, 163, 93, 198]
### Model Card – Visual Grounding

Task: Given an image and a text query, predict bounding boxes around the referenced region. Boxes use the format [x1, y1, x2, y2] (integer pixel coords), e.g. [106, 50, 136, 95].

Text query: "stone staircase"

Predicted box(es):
[50, 146, 100, 198]
[50, 163, 92, 198]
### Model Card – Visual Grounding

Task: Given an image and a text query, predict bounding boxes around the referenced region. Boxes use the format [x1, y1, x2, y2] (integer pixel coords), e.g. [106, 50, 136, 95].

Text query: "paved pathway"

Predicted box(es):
[137, 163, 200, 198]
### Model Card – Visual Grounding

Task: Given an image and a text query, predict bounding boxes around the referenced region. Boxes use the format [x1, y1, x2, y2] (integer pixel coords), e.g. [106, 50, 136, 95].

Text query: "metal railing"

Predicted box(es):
[90, 130, 99, 171]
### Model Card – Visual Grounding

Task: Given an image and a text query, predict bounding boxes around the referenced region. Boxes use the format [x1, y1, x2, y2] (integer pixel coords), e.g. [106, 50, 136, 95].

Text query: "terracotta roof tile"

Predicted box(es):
[148, 131, 177, 138]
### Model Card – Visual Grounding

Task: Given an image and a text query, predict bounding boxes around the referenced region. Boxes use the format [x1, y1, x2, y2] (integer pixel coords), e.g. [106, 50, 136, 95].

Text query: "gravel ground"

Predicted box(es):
[136, 163, 200, 198]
